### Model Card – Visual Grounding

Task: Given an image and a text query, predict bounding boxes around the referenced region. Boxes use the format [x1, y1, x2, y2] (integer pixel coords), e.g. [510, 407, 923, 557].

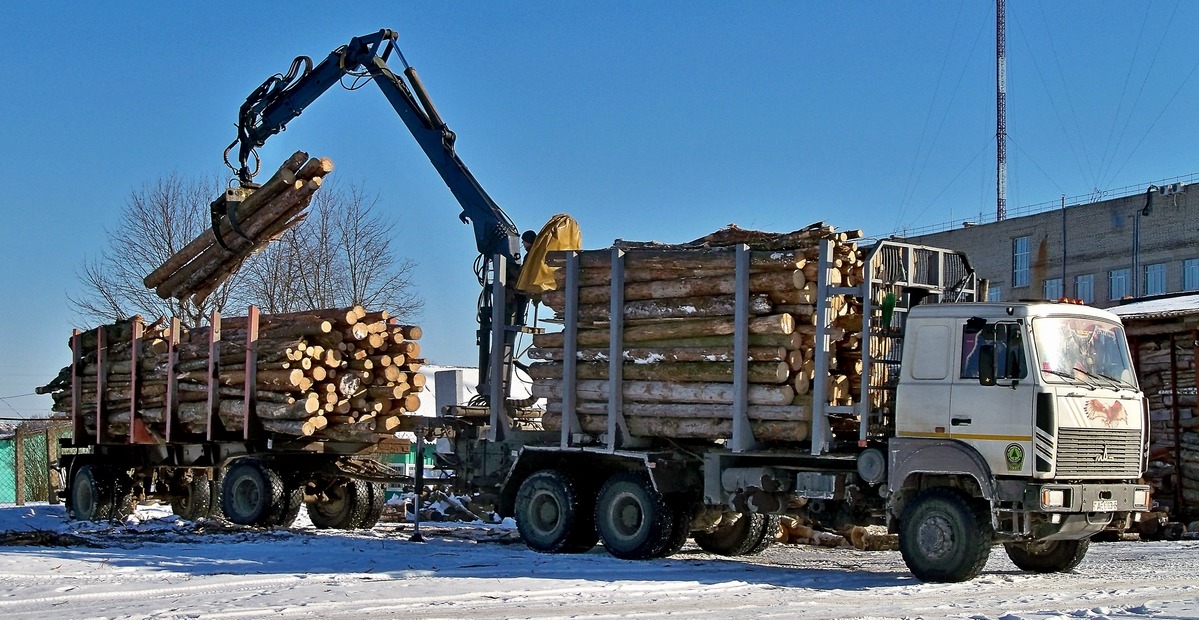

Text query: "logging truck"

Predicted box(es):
[440, 234, 1153, 582]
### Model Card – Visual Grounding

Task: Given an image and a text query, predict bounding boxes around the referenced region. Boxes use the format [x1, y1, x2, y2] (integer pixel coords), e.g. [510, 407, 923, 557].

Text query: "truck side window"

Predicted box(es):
[961, 323, 1027, 380]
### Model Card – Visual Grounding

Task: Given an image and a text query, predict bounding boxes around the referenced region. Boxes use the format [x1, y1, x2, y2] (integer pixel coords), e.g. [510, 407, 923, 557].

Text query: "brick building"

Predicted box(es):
[907, 181, 1199, 307]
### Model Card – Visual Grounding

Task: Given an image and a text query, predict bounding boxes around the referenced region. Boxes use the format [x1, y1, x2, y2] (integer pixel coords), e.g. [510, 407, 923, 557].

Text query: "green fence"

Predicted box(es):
[0, 422, 70, 506]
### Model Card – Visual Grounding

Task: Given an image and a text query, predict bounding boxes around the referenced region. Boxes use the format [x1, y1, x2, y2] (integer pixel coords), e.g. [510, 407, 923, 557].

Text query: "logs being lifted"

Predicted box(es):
[37, 306, 425, 446]
[143, 151, 332, 305]
[532, 222, 865, 445]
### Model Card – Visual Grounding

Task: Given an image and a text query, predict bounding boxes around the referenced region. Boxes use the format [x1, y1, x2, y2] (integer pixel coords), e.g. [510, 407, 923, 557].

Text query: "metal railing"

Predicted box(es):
[895, 172, 1199, 238]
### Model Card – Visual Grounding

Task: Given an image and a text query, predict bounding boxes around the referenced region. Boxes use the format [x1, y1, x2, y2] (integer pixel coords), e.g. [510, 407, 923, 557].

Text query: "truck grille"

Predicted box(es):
[1055, 428, 1142, 478]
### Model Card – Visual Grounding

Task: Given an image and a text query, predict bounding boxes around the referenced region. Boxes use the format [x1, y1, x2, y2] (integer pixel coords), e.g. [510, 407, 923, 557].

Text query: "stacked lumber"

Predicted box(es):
[37, 307, 425, 444]
[1132, 336, 1199, 510]
[143, 151, 332, 304]
[531, 223, 865, 444]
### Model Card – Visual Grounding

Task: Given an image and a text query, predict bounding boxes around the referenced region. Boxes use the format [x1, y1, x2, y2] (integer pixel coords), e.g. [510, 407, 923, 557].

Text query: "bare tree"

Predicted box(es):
[69, 174, 244, 328]
[242, 180, 422, 321]
[72, 175, 422, 328]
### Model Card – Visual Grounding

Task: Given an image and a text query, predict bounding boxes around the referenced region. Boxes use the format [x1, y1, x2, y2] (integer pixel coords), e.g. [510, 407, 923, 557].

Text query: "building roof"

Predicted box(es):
[1109, 293, 1199, 320]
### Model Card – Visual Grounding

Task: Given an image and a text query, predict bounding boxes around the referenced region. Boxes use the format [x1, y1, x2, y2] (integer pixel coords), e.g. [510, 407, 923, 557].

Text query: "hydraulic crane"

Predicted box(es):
[219, 29, 529, 421]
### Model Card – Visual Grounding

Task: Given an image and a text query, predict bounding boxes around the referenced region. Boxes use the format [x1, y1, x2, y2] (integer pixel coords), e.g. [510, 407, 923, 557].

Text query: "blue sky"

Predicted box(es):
[2, 1, 1196, 418]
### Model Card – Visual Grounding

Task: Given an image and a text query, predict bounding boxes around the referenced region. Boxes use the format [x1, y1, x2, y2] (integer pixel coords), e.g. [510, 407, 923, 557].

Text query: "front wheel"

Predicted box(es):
[594, 472, 675, 560]
[515, 470, 597, 553]
[1004, 539, 1089, 573]
[898, 489, 993, 583]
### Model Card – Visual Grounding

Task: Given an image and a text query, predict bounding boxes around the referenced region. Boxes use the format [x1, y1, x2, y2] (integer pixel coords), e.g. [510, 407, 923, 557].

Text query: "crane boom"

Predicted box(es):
[228, 28, 520, 261]
[222, 29, 528, 416]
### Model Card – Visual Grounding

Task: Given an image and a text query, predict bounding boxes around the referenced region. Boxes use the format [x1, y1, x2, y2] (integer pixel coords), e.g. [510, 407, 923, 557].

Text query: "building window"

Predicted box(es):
[1109, 268, 1130, 301]
[1144, 263, 1166, 296]
[1043, 278, 1063, 300]
[1185, 258, 1199, 291]
[1075, 274, 1094, 304]
[988, 287, 1002, 302]
[1012, 236, 1030, 288]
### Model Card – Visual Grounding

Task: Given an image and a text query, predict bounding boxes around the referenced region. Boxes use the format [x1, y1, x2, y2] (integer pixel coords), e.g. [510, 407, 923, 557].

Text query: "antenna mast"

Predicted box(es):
[996, 0, 1008, 221]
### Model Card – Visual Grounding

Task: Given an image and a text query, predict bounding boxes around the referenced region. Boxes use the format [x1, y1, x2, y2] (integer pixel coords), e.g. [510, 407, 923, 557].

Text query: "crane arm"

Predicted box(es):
[228, 29, 520, 261]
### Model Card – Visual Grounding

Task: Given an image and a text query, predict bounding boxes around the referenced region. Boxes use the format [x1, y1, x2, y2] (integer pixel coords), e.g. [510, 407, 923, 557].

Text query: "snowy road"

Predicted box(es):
[0, 505, 1196, 620]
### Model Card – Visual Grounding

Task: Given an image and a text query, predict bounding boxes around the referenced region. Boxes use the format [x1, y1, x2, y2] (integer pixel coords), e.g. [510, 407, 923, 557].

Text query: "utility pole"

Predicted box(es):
[996, 0, 1008, 221]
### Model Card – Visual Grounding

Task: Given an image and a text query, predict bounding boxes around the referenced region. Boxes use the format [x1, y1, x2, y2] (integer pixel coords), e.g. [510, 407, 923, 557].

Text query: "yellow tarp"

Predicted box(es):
[514, 213, 581, 295]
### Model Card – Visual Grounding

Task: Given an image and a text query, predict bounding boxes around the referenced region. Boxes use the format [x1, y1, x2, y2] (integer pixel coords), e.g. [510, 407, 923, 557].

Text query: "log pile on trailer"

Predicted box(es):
[143, 151, 332, 304]
[37, 306, 423, 448]
[530, 223, 866, 443]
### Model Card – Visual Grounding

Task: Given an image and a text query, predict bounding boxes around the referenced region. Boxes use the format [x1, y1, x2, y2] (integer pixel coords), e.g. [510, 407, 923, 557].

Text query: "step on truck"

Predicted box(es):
[443, 237, 1152, 582]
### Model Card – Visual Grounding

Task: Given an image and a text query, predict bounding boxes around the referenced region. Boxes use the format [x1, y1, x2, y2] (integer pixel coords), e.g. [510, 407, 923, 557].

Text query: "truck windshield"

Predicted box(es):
[1031, 317, 1136, 389]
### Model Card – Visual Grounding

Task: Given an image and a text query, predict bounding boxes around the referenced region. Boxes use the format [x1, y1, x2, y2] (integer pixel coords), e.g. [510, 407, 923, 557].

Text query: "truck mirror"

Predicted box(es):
[978, 343, 996, 386]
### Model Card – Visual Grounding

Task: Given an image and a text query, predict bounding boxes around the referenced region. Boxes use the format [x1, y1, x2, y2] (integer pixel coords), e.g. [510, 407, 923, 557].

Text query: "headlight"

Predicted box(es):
[1133, 489, 1150, 509]
[1041, 488, 1066, 508]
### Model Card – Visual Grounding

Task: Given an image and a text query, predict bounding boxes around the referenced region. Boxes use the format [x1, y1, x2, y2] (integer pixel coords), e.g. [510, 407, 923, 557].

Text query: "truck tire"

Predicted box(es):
[658, 499, 696, 558]
[694, 512, 778, 556]
[221, 459, 286, 526]
[898, 488, 993, 582]
[270, 480, 304, 528]
[207, 468, 226, 519]
[515, 470, 597, 553]
[358, 481, 386, 529]
[170, 471, 212, 521]
[69, 464, 116, 521]
[308, 479, 372, 529]
[594, 471, 675, 560]
[1003, 539, 1089, 573]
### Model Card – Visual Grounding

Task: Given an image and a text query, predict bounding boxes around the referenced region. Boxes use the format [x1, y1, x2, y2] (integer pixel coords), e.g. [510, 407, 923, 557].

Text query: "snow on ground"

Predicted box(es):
[0, 504, 1197, 620]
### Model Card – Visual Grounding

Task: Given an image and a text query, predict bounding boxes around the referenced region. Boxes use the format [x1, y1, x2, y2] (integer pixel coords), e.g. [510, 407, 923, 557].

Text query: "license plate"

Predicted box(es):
[1092, 499, 1118, 512]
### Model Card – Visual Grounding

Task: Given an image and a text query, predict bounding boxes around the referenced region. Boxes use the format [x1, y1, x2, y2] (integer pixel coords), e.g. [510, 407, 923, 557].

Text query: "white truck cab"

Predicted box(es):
[889, 301, 1150, 580]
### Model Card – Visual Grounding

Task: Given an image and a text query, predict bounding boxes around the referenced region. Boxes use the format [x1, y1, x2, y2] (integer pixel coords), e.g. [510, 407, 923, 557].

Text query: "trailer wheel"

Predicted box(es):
[515, 470, 597, 553]
[308, 479, 372, 529]
[272, 482, 304, 528]
[221, 459, 285, 526]
[899, 489, 993, 582]
[658, 499, 696, 558]
[207, 468, 226, 519]
[1003, 538, 1089, 573]
[69, 464, 116, 521]
[170, 471, 212, 521]
[693, 512, 778, 556]
[358, 481, 386, 529]
[594, 472, 674, 560]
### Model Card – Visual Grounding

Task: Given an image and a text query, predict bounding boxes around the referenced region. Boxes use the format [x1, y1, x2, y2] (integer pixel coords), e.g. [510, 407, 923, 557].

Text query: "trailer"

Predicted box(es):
[51, 306, 411, 529]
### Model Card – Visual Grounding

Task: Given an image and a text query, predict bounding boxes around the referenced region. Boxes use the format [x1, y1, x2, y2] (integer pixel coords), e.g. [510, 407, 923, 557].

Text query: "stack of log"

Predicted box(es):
[37, 306, 425, 445]
[530, 223, 866, 444]
[143, 151, 332, 305]
[1133, 337, 1199, 513]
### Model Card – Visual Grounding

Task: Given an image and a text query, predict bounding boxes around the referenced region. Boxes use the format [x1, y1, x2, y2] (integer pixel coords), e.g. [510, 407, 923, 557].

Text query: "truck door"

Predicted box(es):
[952, 321, 1036, 475]
[895, 322, 955, 437]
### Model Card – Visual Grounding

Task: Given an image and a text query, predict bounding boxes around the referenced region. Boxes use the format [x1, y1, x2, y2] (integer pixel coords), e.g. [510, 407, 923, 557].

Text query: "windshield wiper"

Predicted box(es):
[1094, 370, 1139, 393]
[1070, 367, 1136, 392]
[1040, 367, 1099, 389]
